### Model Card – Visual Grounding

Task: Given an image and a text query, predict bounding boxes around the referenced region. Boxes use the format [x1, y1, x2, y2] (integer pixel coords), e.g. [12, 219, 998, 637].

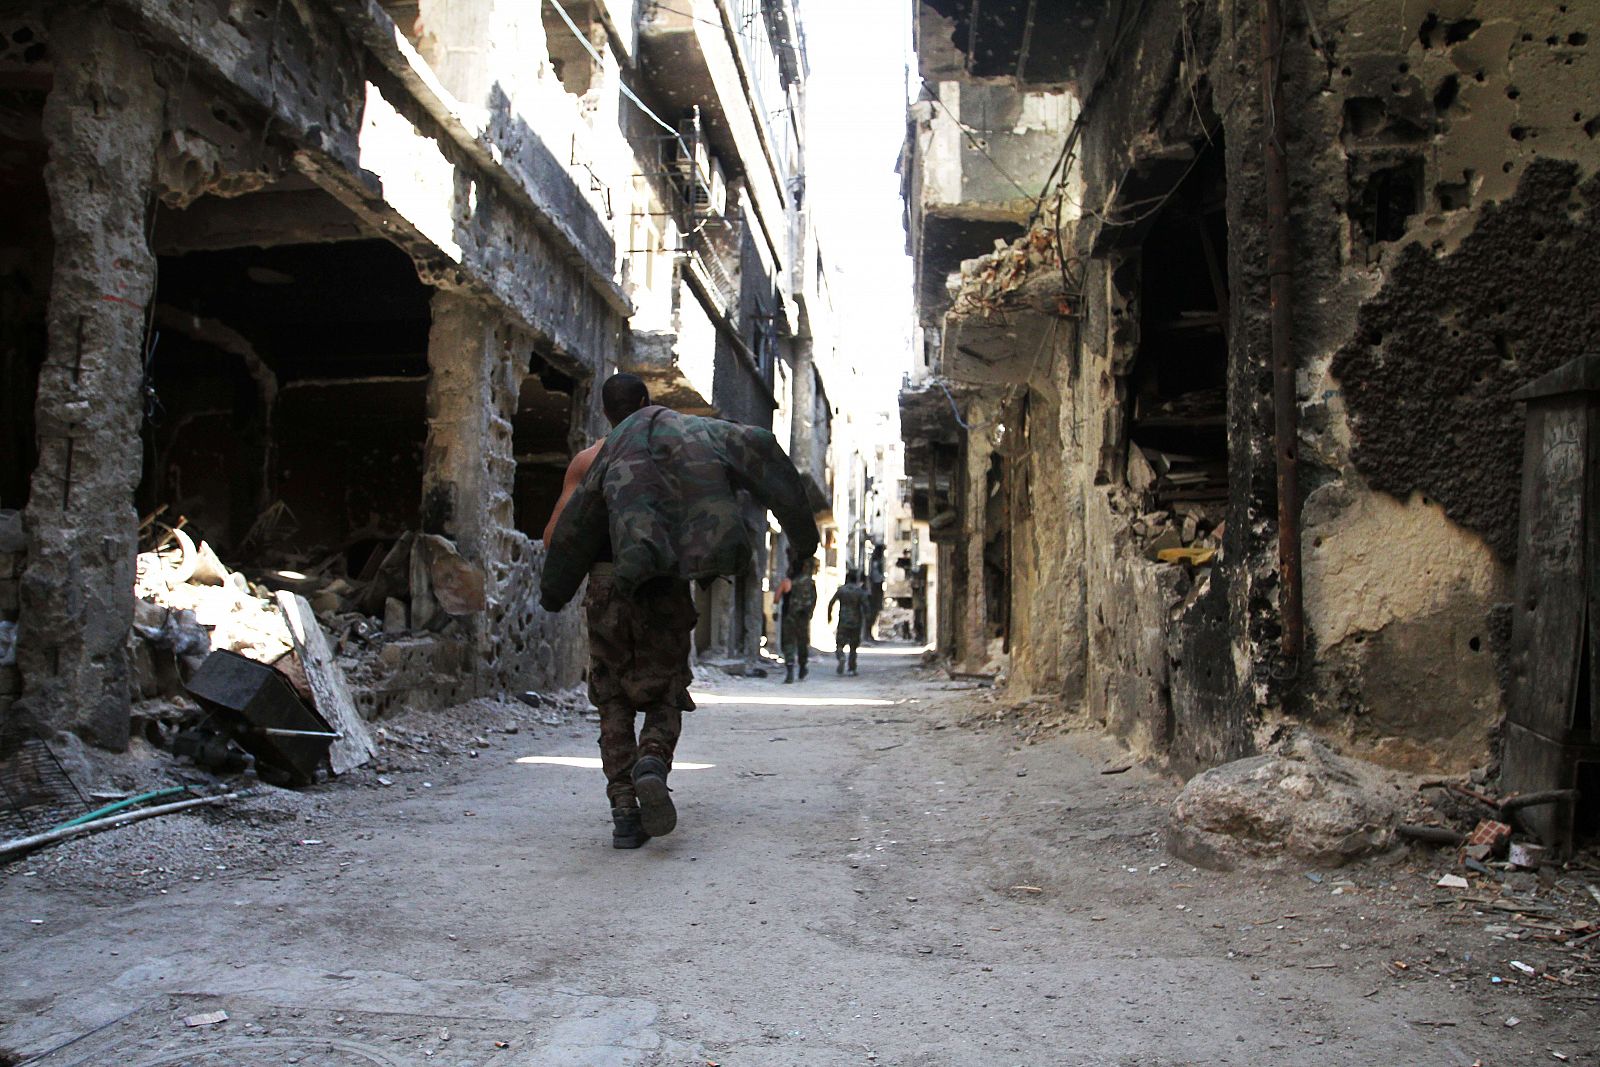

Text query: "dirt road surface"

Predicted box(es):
[2, 646, 1596, 1065]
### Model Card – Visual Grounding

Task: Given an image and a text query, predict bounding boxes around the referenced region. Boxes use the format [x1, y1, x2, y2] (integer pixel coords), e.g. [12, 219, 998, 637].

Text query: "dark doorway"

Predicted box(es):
[0, 80, 50, 510]
[143, 193, 433, 572]
[513, 360, 576, 540]
[1126, 136, 1230, 524]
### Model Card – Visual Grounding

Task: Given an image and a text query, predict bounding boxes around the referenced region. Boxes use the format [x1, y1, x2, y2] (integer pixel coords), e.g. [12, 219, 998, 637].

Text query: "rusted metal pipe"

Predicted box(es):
[1258, 0, 1304, 665]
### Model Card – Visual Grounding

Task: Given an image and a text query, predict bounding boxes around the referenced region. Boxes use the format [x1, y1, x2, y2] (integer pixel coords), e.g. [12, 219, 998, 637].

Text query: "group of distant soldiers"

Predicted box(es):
[776, 562, 871, 683]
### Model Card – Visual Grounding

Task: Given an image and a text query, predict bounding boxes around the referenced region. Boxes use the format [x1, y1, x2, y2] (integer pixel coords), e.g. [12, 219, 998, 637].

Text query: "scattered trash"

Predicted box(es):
[1510, 960, 1537, 976]
[1464, 819, 1512, 855]
[1509, 842, 1547, 870]
[1436, 874, 1470, 889]
[183, 1010, 229, 1028]
[1100, 764, 1133, 775]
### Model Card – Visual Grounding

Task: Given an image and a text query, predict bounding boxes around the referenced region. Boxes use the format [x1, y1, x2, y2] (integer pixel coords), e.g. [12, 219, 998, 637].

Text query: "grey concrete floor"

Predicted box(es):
[1, 645, 1595, 1066]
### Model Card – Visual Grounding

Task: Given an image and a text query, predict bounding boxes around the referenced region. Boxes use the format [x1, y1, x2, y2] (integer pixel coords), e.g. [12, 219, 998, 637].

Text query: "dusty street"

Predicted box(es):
[2, 647, 1597, 1066]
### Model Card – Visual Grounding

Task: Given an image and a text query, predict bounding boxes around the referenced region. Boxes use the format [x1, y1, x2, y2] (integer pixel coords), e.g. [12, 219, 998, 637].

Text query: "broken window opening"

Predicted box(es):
[1122, 136, 1230, 548]
[1351, 156, 1423, 258]
[141, 212, 433, 595]
[543, 0, 604, 99]
[513, 359, 577, 541]
[0, 83, 50, 511]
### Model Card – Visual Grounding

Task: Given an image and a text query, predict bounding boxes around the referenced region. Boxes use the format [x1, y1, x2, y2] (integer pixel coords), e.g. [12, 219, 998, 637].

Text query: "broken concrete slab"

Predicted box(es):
[1167, 734, 1410, 870]
[275, 591, 375, 775]
[418, 534, 486, 616]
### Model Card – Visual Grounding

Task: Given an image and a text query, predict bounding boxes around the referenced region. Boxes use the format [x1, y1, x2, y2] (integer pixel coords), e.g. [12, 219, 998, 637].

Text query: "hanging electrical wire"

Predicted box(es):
[548, 0, 690, 154]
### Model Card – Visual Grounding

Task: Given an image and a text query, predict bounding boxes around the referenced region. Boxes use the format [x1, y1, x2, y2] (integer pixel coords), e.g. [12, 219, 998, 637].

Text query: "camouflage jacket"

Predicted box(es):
[782, 575, 817, 620]
[541, 406, 821, 610]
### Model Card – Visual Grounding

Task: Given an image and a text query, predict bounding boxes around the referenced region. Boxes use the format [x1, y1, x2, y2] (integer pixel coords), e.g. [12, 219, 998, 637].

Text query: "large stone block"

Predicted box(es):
[1167, 734, 1412, 870]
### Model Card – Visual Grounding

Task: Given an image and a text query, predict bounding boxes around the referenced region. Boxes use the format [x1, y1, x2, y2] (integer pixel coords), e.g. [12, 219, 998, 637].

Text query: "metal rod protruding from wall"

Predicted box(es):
[1259, 0, 1304, 664]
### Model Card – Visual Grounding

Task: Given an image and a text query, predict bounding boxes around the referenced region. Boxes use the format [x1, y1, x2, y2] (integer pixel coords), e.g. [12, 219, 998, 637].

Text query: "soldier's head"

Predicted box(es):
[601, 373, 651, 426]
[846, 569, 861, 584]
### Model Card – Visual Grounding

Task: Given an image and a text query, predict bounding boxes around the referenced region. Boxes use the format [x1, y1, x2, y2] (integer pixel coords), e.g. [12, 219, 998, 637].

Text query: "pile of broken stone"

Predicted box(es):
[948, 205, 1074, 320]
[126, 521, 482, 784]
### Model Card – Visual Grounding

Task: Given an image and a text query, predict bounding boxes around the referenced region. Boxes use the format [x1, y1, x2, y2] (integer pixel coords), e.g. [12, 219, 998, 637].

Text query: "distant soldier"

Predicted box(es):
[828, 570, 869, 676]
[777, 557, 819, 684]
[864, 543, 887, 642]
[542, 375, 819, 849]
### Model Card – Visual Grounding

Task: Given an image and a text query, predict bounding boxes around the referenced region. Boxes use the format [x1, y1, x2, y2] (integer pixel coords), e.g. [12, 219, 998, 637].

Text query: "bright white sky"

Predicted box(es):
[802, 0, 914, 419]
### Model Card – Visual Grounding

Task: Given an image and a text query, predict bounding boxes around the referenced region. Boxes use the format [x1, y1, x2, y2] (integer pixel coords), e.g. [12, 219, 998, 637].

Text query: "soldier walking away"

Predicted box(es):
[864, 543, 887, 643]
[777, 557, 819, 684]
[542, 375, 820, 850]
[543, 375, 689, 850]
[829, 570, 869, 675]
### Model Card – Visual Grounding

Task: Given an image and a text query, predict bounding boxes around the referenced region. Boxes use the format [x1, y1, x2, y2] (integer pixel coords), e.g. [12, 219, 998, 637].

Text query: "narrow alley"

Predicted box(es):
[3, 650, 1596, 1065]
[5, 0, 1600, 1063]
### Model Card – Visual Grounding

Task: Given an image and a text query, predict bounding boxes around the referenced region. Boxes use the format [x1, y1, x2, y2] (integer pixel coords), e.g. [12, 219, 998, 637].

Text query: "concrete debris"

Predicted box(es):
[1168, 734, 1415, 870]
[948, 205, 1074, 320]
[275, 592, 376, 775]
[417, 534, 487, 616]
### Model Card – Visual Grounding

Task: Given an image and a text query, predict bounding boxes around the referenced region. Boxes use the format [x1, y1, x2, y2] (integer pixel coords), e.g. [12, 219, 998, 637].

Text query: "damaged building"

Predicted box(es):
[0, 0, 839, 754]
[902, 0, 1600, 833]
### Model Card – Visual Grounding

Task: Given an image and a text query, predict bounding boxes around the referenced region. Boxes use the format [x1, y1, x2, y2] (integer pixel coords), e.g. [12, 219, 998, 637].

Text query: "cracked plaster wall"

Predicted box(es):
[1042, 0, 1600, 776]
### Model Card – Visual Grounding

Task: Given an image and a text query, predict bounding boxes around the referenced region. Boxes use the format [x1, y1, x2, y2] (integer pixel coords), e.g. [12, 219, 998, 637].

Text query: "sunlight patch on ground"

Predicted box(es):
[688, 692, 898, 708]
[515, 755, 716, 770]
[854, 644, 931, 657]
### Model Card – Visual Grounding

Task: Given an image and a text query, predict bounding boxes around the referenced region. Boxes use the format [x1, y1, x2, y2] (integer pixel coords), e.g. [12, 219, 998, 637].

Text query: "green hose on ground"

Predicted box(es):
[51, 786, 192, 831]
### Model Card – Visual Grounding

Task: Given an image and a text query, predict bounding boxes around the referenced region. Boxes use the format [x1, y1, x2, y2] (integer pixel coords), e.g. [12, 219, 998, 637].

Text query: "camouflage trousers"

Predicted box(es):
[780, 613, 812, 666]
[835, 621, 861, 672]
[585, 571, 697, 807]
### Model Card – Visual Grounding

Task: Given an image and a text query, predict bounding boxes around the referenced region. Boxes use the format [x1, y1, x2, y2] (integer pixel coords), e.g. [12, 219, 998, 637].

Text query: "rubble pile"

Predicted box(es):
[948, 204, 1074, 320]
[126, 518, 455, 782]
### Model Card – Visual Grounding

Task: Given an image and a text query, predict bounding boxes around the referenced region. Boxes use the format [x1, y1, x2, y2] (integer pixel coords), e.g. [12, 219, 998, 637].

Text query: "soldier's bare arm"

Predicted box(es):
[543, 440, 604, 544]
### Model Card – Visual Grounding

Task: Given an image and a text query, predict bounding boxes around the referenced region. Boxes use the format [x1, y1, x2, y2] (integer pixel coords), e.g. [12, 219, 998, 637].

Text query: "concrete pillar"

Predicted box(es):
[422, 290, 516, 559]
[959, 406, 993, 670]
[18, 8, 161, 747]
[421, 290, 519, 686]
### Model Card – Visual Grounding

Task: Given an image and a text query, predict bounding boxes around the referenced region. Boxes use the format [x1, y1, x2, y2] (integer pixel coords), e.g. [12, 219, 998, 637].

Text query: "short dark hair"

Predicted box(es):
[846, 569, 861, 582]
[601, 373, 650, 425]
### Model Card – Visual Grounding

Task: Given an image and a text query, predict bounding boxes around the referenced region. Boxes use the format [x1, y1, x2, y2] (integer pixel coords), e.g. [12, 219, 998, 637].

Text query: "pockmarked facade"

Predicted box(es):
[902, 0, 1600, 783]
[0, 0, 839, 746]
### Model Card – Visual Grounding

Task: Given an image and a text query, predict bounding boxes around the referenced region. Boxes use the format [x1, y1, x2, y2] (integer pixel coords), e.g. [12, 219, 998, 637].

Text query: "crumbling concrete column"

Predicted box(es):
[18, 7, 162, 747]
[958, 402, 995, 670]
[421, 289, 519, 685]
[422, 290, 517, 559]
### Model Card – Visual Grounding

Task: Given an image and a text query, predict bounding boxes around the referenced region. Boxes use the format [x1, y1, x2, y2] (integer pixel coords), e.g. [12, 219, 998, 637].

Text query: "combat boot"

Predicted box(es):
[784, 664, 795, 684]
[611, 806, 649, 849]
[632, 756, 677, 837]
[798, 659, 808, 681]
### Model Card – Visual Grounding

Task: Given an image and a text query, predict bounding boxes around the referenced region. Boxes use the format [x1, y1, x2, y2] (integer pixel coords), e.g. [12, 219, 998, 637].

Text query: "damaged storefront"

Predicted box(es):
[0, 0, 628, 764]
